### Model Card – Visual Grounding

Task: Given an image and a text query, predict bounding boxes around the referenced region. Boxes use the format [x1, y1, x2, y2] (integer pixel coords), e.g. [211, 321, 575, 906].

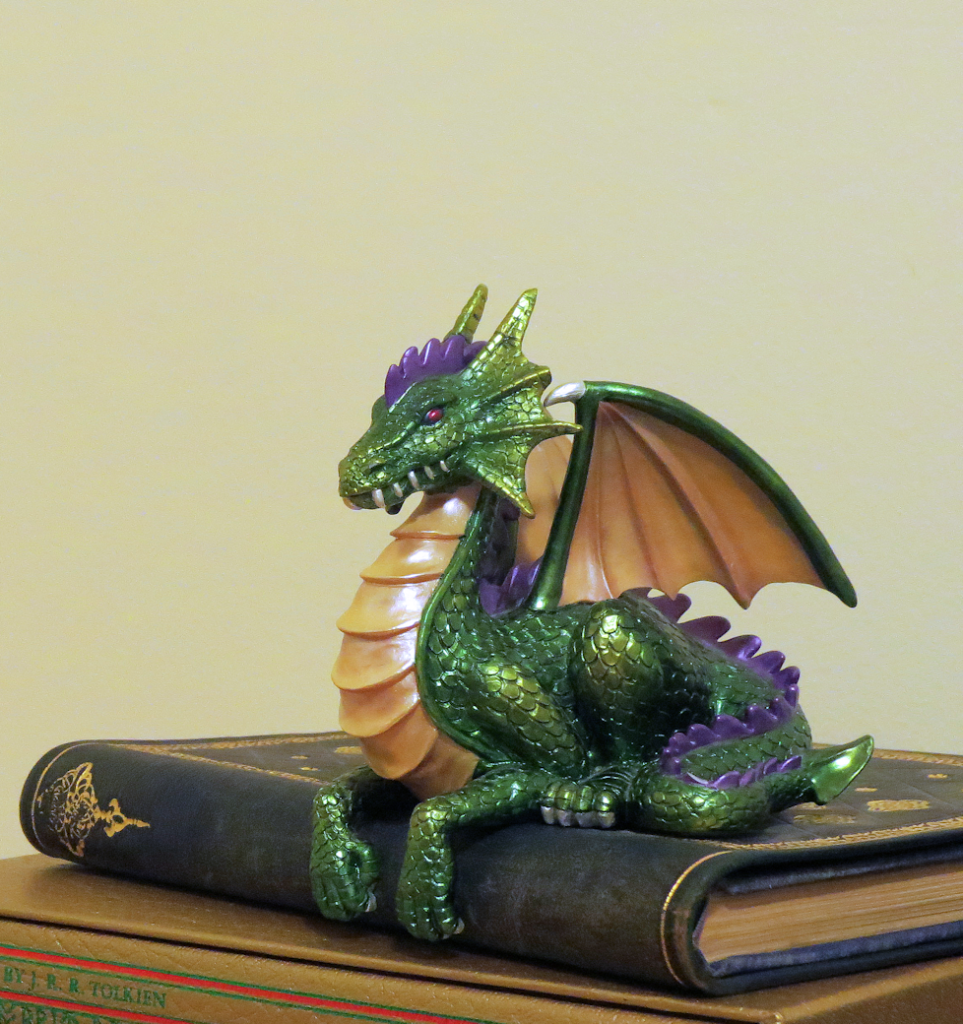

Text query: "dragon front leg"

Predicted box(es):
[310, 766, 388, 922]
[396, 767, 558, 941]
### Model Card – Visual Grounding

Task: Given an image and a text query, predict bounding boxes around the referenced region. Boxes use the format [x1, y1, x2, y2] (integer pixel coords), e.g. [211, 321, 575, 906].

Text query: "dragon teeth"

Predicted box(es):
[371, 488, 386, 509]
[439, 460, 450, 473]
[408, 470, 420, 489]
[392, 482, 405, 498]
[342, 497, 362, 511]
[422, 465, 435, 480]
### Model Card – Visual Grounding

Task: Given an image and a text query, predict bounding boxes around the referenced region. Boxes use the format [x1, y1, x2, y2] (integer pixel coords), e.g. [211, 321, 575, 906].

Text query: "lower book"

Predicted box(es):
[19, 732, 963, 995]
[2, 854, 963, 1024]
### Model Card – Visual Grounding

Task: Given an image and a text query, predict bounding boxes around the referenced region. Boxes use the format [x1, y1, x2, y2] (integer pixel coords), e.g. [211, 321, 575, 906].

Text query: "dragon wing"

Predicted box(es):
[517, 382, 856, 610]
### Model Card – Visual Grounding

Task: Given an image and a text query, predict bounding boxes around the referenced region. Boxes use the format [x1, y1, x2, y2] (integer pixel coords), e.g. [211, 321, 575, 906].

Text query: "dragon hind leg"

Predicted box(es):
[572, 598, 713, 760]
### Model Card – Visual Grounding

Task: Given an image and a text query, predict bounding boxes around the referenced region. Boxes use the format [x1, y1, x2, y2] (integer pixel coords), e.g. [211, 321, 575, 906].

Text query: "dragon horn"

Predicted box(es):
[487, 289, 537, 351]
[448, 284, 488, 341]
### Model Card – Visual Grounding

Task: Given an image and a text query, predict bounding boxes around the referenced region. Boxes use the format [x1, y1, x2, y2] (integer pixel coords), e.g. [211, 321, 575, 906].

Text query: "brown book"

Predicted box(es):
[19, 732, 963, 994]
[2, 854, 963, 1024]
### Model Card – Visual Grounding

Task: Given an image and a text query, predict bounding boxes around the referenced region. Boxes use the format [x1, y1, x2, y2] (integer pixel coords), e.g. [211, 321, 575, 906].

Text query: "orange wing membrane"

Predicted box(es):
[520, 392, 853, 610]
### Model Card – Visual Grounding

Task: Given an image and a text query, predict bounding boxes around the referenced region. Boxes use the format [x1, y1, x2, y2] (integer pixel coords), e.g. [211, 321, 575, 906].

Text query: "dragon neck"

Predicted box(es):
[426, 485, 504, 624]
[414, 486, 516, 763]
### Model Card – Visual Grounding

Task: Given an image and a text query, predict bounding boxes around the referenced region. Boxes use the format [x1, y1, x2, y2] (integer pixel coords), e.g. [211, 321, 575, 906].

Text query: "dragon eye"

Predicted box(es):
[422, 407, 445, 425]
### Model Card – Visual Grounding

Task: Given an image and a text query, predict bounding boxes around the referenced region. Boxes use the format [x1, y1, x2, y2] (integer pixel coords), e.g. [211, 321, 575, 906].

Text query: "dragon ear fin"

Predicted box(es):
[487, 289, 537, 352]
[448, 284, 488, 342]
[464, 439, 536, 517]
[465, 421, 575, 519]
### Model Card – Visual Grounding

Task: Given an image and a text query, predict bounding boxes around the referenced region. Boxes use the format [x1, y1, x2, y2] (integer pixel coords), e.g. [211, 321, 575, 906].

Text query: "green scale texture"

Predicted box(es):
[312, 287, 872, 941]
[314, 486, 861, 940]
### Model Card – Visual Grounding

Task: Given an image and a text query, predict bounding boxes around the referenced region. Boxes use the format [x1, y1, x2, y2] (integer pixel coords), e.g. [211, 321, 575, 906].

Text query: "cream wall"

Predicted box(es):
[3, 4, 961, 858]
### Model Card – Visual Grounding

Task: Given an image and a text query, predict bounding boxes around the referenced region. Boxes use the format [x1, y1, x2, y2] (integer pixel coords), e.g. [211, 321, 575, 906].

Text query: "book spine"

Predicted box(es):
[20, 739, 710, 992]
[20, 741, 322, 913]
[0, 916, 678, 1024]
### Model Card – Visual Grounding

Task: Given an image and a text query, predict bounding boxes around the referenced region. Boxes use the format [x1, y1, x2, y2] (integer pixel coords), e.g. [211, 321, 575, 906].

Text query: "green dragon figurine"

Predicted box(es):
[313, 285, 873, 941]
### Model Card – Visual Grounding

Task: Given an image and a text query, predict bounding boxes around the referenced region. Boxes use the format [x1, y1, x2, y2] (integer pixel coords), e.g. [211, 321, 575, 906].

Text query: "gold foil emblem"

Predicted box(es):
[866, 799, 931, 813]
[39, 762, 150, 856]
[792, 811, 858, 825]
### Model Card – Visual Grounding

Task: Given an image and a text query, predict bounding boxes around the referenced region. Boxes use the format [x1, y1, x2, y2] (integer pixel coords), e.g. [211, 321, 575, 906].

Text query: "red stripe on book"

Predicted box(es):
[0, 946, 493, 1024]
[0, 988, 188, 1024]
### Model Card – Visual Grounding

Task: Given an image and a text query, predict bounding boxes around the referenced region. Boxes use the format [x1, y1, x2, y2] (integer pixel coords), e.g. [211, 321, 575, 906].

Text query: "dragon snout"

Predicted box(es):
[339, 453, 411, 513]
[339, 448, 454, 514]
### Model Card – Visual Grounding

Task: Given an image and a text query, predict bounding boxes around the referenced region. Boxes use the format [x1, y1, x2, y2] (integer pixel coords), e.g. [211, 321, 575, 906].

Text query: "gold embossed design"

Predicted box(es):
[122, 734, 337, 783]
[867, 799, 931, 813]
[792, 811, 858, 825]
[39, 762, 149, 856]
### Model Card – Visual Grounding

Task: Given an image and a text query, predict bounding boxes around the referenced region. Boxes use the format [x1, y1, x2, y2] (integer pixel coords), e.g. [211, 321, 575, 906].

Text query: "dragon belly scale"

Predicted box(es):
[333, 487, 479, 800]
[311, 285, 873, 941]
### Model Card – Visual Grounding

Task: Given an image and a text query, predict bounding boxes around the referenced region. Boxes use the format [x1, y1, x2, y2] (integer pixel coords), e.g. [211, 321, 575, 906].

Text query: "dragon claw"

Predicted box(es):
[397, 887, 463, 941]
[311, 837, 379, 922]
[540, 778, 622, 828]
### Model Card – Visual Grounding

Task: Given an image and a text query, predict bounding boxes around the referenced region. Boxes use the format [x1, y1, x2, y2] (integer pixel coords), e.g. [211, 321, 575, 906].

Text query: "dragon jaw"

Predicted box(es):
[338, 287, 576, 516]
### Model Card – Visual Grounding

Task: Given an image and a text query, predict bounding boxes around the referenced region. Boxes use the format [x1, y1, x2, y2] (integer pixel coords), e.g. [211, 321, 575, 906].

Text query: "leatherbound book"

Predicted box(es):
[19, 732, 963, 995]
[2, 855, 963, 1024]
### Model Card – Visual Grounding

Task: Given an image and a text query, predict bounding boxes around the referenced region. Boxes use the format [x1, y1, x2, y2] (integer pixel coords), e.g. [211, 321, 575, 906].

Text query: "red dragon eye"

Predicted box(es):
[423, 407, 445, 425]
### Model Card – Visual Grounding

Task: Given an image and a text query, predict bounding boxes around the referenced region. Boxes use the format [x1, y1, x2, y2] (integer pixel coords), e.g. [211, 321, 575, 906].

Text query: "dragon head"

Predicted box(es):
[339, 286, 575, 516]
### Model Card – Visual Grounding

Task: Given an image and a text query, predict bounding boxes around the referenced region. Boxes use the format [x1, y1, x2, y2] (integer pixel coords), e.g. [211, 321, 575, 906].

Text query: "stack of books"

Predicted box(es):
[11, 732, 963, 1022]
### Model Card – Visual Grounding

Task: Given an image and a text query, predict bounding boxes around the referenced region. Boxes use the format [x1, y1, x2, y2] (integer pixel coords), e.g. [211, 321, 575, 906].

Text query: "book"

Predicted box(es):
[20, 732, 963, 995]
[2, 853, 963, 1024]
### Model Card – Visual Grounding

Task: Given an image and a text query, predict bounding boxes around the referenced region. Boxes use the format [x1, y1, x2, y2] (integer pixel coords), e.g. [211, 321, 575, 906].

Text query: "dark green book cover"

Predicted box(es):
[20, 733, 963, 994]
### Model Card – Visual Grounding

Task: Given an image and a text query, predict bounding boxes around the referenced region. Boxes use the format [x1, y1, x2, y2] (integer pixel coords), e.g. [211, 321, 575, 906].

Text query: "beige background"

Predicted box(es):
[3, 4, 961, 859]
